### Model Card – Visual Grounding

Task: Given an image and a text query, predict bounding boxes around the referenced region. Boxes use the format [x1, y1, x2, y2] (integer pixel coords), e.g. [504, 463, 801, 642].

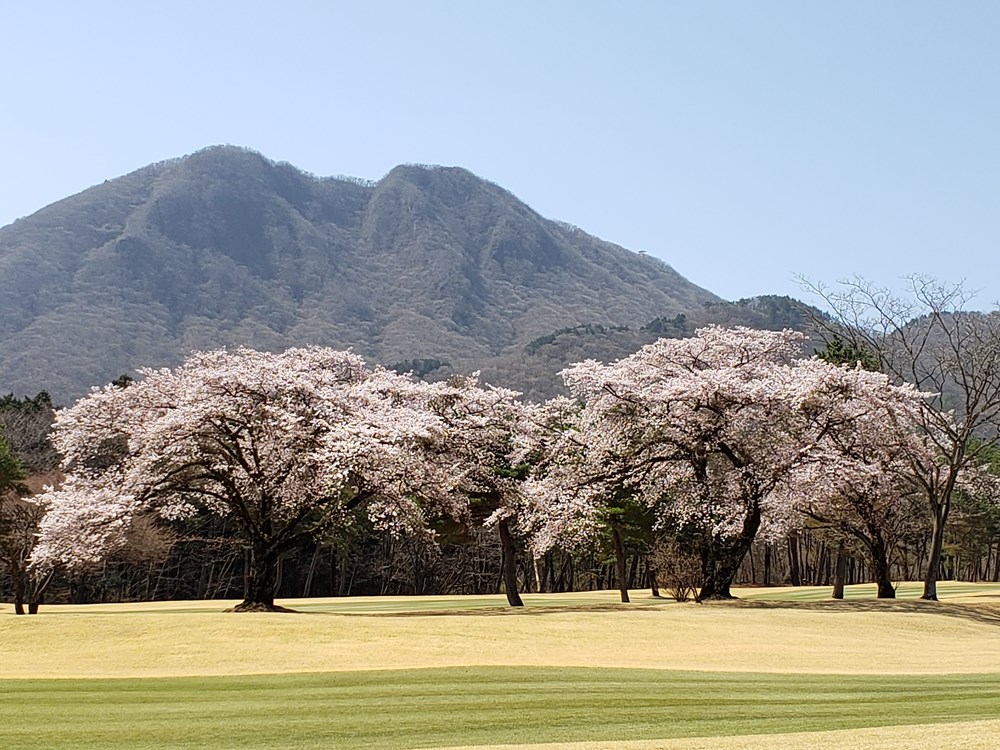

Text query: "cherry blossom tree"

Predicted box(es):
[524, 410, 653, 604]
[777, 360, 934, 598]
[423, 375, 553, 606]
[528, 326, 933, 601]
[0, 395, 61, 614]
[526, 327, 804, 599]
[32, 347, 461, 611]
[803, 276, 1000, 599]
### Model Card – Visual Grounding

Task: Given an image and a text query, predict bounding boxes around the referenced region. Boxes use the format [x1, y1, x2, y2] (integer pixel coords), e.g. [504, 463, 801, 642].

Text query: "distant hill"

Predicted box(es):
[0, 145, 818, 403]
[478, 295, 826, 401]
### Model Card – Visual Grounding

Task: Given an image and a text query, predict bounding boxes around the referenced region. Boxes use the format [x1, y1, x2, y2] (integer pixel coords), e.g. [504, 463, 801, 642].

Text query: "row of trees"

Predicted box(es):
[3, 278, 1000, 612]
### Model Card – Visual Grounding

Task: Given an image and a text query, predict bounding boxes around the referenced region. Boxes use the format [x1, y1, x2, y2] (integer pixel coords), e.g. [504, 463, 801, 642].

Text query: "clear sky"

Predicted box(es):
[2, 1, 998, 308]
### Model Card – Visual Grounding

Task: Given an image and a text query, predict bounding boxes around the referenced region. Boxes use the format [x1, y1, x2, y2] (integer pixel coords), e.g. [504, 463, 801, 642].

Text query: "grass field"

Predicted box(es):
[3, 583, 1000, 749]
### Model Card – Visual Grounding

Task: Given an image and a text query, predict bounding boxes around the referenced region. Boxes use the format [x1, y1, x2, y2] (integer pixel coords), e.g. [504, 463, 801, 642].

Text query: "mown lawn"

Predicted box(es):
[740, 580, 1000, 602]
[4, 667, 1000, 750]
[4, 584, 1000, 749]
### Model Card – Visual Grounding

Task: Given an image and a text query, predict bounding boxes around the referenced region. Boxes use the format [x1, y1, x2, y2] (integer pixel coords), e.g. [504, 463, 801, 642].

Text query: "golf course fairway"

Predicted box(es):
[3, 583, 999, 749]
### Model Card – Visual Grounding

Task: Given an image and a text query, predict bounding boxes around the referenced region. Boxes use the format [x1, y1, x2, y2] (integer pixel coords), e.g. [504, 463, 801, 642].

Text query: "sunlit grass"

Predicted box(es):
[4, 584, 1000, 748]
[4, 583, 1000, 679]
[3, 667, 1000, 750]
[20, 579, 1000, 616]
[442, 719, 1000, 750]
[739, 580, 1000, 602]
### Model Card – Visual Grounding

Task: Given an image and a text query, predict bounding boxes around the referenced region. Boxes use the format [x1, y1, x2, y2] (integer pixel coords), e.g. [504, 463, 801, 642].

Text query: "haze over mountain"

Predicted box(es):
[0, 146, 812, 403]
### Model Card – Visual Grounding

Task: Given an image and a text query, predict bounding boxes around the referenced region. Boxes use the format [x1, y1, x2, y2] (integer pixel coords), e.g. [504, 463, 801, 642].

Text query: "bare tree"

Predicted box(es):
[802, 275, 1000, 600]
[0, 392, 58, 475]
[0, 491, 54, 614]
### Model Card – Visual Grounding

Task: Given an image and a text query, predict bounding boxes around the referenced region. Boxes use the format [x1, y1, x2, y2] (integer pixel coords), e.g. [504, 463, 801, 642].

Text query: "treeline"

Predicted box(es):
[1, 378, 997, 608]
[6, 507, 1000, 607]
[3, 278, 1000, 611]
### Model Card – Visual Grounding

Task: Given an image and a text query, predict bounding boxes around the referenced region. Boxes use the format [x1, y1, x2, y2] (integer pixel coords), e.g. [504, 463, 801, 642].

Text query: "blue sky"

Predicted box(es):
[2, 2, 998, 308]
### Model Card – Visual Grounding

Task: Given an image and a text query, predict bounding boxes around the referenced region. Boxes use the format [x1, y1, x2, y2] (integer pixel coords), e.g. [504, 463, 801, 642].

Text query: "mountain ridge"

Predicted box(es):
[0, 145, 761, 402]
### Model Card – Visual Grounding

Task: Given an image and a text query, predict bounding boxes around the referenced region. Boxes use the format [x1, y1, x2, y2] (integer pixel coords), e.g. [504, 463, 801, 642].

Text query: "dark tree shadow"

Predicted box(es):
[716, 597, 1000, 627]
[286, 593, 1000, 626]
[307, 600, 679, 618]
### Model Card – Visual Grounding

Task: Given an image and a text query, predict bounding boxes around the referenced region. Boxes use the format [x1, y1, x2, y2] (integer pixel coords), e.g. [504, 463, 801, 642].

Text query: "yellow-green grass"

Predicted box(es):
[441, 719, 1000, 750]
[3, 584, 1000, 749]
[3, 668, 1000, 750]
[739, 579, 1000, 603]
[4, 583, 1000, 679]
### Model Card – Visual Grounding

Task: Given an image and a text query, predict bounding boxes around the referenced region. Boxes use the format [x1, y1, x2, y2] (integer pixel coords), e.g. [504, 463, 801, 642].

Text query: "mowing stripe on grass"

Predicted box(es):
[2, 667, 999, 750]
[441, 719, 1000, 750]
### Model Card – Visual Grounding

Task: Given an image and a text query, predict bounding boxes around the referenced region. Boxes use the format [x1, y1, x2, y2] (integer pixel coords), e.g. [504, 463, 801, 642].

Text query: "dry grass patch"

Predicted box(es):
[440, 719, 1000, 750]
[4, 585, 1000, 679]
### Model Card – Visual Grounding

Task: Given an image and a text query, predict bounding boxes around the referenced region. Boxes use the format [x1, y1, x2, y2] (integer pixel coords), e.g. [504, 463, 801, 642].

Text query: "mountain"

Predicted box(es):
[480, 295, 826, 401]
[0, 146, 740, 402]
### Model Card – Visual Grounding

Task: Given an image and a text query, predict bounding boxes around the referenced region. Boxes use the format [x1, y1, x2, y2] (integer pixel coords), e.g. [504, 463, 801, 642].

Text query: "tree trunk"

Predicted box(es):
[627, 553, 640, 589]
[302, 544, 321, 598]
[647, 557, 661, 598]
[832, 540, 847, 600]
[871, 537, 896, 599]
[611, 523, 630, 603]
[498, 517, 524, 607]
[922, 502, 949, 601]
[698, 502, 762, 601]
[787, 532, 802, 586]
[232, 546, 284, 612]
[22, 569, 55, 615]
[543, 552, 555, 593]
[11, 568, 26, 615]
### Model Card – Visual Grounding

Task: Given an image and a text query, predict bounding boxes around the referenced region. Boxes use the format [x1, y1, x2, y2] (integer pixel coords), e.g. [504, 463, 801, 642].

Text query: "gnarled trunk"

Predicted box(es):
[698, 537, 749, 600]
[698, 502, 761, 601]
[845, 523, 898, 600]
[498, 517, 524, 607]
[870, 535, 896, 599]
[232, 546, 282, 612]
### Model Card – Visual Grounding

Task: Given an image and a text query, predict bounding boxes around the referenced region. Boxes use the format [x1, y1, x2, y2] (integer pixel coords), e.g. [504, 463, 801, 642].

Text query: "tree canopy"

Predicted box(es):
[33, 347, 462, 610]
[527, 326, 931, 600]
[25, 323, 996, 610]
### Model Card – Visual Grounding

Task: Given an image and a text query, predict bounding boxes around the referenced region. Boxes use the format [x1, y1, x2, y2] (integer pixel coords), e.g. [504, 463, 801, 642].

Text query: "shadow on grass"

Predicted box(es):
[303, 600, 680, 618]
[716, 597, 1000, 627]
[298, 596, 1000, 626]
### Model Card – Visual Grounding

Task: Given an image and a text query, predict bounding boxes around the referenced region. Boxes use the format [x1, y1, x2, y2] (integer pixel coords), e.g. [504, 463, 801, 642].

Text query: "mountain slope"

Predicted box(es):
[479, 295, 826, 401]
[0, 146, 721, 402]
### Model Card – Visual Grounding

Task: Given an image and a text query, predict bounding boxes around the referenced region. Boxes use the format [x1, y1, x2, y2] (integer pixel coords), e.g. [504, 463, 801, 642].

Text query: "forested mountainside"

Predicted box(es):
[478, 295, 825, 401]
[0, 145, 820, 403]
